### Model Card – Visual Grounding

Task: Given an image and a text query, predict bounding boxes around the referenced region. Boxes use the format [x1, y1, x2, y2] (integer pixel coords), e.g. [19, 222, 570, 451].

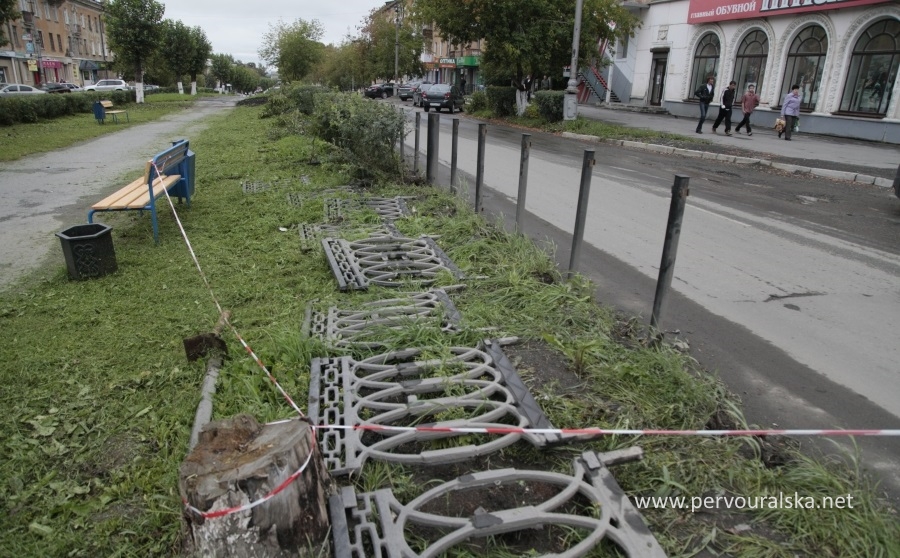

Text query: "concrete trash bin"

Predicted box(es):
[56, 223, 118, 280]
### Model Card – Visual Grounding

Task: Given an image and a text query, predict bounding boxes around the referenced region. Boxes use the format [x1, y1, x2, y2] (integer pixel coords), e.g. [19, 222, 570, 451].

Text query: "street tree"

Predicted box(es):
[102, 0, 165, 103]
[360, 9, 424, 83]
[159, 19, 192, 94]
[259, 18, 325, 82]
[413, 0, 638, 87]
[186, 26, 212, 95]
[0, 0, 19, 46]
[209, 53, 234, 92]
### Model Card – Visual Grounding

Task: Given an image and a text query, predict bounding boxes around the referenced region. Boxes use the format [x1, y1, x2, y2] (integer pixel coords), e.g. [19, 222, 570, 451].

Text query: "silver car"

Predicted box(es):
[83, 79, 130, 92]
[0, 84, 47, 95]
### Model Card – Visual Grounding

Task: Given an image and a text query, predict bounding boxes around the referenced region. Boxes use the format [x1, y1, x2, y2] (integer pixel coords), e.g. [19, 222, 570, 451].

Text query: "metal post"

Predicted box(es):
[516, 133, 531, 233]
[414, 112, 421, 174]
[426, 112, 440, 184]
[650, 175, 690, 331]
[567, 149, 595, 277]
[893, 162, 900, 200]
[475, 123, 487, 213]
[399, 109, 406, 163]
[450, 118, 459, 194]
[393, 4, 400, 96]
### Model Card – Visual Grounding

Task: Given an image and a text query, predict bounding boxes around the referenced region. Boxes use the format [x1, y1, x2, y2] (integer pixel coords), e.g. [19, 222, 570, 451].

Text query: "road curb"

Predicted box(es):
[560, 131, 891, 188]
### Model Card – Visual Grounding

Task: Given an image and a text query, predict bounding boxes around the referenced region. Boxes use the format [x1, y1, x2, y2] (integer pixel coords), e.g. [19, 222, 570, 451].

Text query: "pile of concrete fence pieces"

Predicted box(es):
[180, 182, 667, 558]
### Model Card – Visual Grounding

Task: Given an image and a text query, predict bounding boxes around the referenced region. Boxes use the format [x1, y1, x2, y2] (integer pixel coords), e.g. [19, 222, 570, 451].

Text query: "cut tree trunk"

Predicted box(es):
[179, 414, 332, 557]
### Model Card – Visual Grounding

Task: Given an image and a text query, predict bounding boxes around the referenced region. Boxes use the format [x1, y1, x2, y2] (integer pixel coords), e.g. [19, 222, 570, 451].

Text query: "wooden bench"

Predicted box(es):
[88, 140, 194, 244]
[93, 100, 129, 124]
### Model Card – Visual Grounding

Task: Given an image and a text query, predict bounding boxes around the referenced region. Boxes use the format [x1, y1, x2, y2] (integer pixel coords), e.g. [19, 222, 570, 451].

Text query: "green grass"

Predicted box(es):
[0, 102, 897, 557]
[0, 95, 209, 162]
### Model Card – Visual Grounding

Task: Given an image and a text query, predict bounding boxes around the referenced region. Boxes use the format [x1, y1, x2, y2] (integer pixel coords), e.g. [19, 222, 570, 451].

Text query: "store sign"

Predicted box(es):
[438, 57, 456, 68]
[688, 0, 890, 24]
[27, 60, 38, 72]
[41, 59, 62, 69]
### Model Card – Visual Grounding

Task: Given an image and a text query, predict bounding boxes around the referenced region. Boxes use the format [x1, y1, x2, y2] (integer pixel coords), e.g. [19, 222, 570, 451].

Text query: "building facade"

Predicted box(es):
[1, 0, 110, 87]
[610, 0, 900, 142]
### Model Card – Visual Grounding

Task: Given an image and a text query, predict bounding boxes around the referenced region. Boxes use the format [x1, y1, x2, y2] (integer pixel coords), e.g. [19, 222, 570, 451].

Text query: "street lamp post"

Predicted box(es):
[564, 0, 584, 121]
[394, 4, 401, 97]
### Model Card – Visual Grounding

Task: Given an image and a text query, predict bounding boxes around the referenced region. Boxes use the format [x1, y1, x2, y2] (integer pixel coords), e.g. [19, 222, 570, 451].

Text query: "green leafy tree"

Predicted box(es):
[361, 9, 424, 83]
[159, 19, 192, 93]
[316, 38, 369, 91]
[186, 26, 212, 95]
[413, 0, 638, 86]
[230, 64, 260, 94]
[259, 18, 325, 82]
[102, 0, 164, 103]
[209, 53, 234, 92]
[0, 0, 19, 46]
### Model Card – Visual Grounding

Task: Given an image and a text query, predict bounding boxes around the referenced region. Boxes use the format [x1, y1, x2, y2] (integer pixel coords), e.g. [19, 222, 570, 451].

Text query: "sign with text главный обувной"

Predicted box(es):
[687, 0, 891, 24]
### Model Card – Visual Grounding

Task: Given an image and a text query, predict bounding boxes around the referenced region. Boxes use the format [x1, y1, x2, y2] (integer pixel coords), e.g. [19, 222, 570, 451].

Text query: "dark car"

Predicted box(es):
[412, 82, 434, 107]
[422, 83, 465, 113]
[398, 81, 419, 101]
[41, 83, 72, 94]
[364, 83, 395, 99]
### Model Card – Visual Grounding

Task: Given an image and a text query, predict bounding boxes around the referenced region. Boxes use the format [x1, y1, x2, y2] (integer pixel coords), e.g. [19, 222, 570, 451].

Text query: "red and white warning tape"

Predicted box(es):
[315, 424, 900, 437]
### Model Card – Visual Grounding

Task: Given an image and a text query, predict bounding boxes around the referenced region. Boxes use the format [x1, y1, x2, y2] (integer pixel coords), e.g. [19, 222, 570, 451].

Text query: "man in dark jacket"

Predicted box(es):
[712, 80, 737, 135]
[694, 76, 715, 134]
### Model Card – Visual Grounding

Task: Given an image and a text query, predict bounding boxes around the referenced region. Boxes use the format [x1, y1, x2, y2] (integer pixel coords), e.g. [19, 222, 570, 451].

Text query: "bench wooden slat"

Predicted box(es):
[115, 175, 181, 209]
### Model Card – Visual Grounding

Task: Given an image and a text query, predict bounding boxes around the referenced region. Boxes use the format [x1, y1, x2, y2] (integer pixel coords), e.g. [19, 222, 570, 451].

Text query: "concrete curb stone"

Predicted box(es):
[560, 131, 892, 187]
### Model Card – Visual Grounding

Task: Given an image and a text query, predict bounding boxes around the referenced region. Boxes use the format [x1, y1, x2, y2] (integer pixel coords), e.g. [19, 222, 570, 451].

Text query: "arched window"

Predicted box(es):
[733, 30, 768, 102]
[690, 34, 720, 97]
[839, 19, 900, 115]
[781, 26, 828, 111]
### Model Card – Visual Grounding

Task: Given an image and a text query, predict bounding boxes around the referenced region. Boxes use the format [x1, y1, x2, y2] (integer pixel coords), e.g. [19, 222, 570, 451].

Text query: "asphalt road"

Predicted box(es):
[401, 107, 900, 496]
[0, 96, 238, 290]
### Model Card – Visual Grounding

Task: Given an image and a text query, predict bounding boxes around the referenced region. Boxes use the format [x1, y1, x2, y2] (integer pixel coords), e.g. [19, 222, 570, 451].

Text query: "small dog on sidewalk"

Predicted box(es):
[774, 118, 786, 134]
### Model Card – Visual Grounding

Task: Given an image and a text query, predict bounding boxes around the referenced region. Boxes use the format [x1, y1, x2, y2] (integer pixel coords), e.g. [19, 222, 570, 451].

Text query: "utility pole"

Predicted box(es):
[564, 0, 584, 121]
[394, 3, 401, 96]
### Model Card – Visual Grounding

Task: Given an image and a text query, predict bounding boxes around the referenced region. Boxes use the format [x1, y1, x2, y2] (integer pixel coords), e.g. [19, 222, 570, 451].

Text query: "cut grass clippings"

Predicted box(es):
[0, 100, 897, 557]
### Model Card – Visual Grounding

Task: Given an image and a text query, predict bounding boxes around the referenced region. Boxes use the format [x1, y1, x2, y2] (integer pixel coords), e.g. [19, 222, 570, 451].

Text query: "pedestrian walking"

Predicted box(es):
[694, 76, 715, 134]
[460, 77, 467, 95]
[712, 81, 737, 135]
[542, 75, 550, 90]
[524, 74, 533, 101]
[734, 84, 760, 136]
[780, 84, 801, 141]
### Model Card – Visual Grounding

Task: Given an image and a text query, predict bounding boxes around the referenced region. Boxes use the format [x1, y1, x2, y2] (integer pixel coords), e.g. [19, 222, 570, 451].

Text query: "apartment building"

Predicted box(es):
[1, 0, 110, 86]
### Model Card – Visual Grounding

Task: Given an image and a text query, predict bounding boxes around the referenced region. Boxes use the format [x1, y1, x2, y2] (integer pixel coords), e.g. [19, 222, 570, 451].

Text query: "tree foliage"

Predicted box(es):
[186, 26, 213, 86]
[159, 19, 192, 89]
[102, 0, 164, 100]
[359, 8, 424, 82]
[413, 0, 639, 85]
[259, 18, 325, 82]
[0, 0, 19, 46]
[209, 53, 234, 90]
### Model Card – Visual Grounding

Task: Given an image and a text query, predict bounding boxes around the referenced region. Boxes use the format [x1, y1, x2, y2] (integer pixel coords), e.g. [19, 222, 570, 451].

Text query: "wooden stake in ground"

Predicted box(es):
[179, 414, 333, 557]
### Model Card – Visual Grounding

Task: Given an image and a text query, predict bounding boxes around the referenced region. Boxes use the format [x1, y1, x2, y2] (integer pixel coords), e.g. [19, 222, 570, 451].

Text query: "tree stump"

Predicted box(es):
[179, 414, 333, 557]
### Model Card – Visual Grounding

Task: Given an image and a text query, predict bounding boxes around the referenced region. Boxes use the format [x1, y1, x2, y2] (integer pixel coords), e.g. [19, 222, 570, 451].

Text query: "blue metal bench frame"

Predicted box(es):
[87, 139, 195, 244]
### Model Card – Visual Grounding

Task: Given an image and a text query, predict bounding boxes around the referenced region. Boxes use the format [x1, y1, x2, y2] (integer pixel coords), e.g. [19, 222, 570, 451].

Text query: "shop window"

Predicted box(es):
[781, 25, 827, 111]
[839, 19, 899, 115]
[733, 30, 768, 102]
[0, 68, 7, 84]
[690, 33, 720, 98]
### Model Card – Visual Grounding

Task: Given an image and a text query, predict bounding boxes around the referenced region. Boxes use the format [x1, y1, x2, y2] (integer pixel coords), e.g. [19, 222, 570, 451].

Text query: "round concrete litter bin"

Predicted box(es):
[56, 223, 118, 280]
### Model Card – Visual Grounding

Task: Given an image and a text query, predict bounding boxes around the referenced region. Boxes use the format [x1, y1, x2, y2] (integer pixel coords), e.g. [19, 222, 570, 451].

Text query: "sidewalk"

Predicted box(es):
[576, 104, 899, 183]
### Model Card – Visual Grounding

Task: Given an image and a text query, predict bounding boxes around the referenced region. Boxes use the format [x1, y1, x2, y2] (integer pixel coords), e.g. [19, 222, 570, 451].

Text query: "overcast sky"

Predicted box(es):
[160, 0, 382, 67]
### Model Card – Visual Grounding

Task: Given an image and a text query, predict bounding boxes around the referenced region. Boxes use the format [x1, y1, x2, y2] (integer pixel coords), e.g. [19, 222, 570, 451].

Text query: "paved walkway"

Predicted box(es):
[577, 104, 899, 179]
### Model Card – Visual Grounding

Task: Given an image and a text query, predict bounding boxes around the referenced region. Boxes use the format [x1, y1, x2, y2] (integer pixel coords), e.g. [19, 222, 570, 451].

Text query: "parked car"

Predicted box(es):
[0, 84, 47, 95]
[83, 79, 130, 92]
[412, 82, 434, 107]
[41, 82, 72, 94]
[62, 83, 83, 92]
[143, 84, 160, 92]
[398, 81, 419, 101]
[364, 83, 395, 99]
[422, 83, 465, 113]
